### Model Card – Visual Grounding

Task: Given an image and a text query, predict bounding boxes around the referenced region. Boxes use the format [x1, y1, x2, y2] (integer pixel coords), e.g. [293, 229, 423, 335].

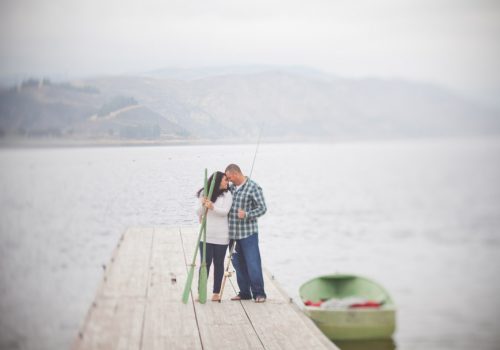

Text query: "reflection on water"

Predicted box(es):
[334, 338, 396, 350]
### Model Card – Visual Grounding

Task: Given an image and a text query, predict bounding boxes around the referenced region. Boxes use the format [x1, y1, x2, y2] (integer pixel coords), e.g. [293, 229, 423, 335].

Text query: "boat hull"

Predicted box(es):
[299, 274, 396, 341]
[304, 307, 396, 340]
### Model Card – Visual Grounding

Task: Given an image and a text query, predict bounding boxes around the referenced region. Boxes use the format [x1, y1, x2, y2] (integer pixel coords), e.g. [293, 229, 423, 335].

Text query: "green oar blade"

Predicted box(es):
[181, 219, 207, 304]
[198, 221, 208, 304]
[198, 263, 208, 303]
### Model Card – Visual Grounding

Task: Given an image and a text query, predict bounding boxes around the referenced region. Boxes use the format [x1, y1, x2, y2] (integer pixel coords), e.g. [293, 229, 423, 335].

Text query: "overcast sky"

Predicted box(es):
[1, 0, 499, 96]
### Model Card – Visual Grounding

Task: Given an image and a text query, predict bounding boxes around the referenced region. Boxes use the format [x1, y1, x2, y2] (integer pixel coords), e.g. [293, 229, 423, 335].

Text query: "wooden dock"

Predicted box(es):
[72, 227, 338, 350]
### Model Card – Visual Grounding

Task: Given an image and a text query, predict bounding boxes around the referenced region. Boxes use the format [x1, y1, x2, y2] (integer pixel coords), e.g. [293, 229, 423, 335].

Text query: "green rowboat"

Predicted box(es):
[299, 274, 396, 341]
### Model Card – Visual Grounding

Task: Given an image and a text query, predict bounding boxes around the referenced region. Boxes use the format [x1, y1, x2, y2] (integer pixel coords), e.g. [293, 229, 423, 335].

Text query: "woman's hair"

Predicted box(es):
[196, 171, 228, 202]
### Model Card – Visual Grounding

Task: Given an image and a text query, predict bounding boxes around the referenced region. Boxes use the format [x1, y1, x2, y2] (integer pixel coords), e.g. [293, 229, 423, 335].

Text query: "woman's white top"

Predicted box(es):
[195, 191, 233, 245]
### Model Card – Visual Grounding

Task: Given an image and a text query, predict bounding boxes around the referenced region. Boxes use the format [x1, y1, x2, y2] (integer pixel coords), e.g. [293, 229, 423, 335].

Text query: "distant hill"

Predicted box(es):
[1, 67, 499, 143]
[0, 79, 188, 140]
[87, 69, 500, 141]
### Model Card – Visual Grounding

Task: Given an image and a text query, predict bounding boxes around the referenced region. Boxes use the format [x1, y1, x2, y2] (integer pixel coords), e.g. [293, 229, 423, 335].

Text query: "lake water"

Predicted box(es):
[1, 138, 499, 350]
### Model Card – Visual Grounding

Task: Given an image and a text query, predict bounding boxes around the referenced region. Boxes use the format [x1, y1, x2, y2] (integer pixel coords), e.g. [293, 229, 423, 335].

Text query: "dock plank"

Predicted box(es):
[148, 227, 190, 301]
[74, 297, 145, 350]
[73, 227, 154, 350]
[73, 226, 338, 350]
[142, 299, 202, 350]
[240, 271, 337, 349]
[142, 227, 202, 350]
[100, 227, 153, 298]
[180, 226, 265, 350]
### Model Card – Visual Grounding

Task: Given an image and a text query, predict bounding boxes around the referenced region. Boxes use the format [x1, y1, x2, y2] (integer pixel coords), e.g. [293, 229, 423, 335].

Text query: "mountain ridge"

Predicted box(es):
[1, 67, 499, 143]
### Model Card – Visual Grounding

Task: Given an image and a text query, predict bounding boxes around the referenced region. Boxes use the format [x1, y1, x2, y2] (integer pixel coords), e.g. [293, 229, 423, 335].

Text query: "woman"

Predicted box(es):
[196, 171, 233, 302]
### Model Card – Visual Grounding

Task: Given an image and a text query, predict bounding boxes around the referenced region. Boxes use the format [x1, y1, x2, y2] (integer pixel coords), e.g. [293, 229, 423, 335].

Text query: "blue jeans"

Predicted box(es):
[232, 233, 266, 299]
[199, 242, 228, 293]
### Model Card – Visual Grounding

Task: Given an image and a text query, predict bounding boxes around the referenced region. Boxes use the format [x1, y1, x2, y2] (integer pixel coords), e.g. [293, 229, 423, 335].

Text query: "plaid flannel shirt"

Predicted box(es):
[228, 178, 267, 240]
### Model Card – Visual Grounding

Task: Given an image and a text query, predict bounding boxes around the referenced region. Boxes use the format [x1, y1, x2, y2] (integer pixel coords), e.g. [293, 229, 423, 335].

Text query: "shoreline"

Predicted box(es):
[0, 134, 499, 149]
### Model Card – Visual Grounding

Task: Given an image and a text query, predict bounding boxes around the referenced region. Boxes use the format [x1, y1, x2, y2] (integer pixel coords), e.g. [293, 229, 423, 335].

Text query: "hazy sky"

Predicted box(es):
[1, 0, 499, 95]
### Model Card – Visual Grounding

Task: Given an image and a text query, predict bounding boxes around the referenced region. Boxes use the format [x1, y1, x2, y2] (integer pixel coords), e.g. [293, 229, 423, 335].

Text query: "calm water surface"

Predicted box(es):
[1, 138, 499, 350]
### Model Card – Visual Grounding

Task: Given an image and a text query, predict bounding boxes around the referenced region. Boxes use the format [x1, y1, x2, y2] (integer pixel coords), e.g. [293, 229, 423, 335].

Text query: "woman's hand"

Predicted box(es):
[203, 199, 214, 210]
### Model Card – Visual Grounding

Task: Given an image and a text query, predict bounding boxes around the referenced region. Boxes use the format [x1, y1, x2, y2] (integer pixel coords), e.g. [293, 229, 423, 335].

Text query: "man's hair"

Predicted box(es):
[225, 164, 242, 174]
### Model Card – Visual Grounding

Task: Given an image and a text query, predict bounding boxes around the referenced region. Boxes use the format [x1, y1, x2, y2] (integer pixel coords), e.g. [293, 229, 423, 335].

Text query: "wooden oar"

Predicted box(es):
[181, 169, 216, 304]
[198, 172, 217, 304]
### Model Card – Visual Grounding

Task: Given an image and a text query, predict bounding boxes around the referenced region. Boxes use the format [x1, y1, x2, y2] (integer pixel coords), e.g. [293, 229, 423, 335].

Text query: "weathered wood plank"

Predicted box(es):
[148, 227, 190, 301]
[73, 227, 154, 350]
[74, 226, 338, 350]
[193, 300, 265, 350]
[180, 226, 265, 350]
[73, 297, 145, 350]
[181, 225, 337, 350]
[264, 271, 338, 349]
[100, 227, 154, 298]
[142, 299, 202, 350]
[237, 271, 338, 349]
[141, 227, 202, 349]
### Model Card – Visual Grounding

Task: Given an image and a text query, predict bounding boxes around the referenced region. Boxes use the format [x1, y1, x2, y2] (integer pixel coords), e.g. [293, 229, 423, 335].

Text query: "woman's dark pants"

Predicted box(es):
[199, 242, 229, 293]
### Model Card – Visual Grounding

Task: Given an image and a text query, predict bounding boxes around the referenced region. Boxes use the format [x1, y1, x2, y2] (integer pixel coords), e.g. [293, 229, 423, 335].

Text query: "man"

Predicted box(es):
[225, 163, 267, 303]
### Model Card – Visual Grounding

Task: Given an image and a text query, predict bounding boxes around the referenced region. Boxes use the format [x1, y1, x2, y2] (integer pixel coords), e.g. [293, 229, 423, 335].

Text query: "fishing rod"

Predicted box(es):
[218, 128, 263, 302]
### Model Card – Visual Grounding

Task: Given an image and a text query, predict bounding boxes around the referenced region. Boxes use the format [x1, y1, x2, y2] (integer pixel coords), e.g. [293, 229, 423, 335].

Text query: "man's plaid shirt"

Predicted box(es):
[228, 178, 267, 240]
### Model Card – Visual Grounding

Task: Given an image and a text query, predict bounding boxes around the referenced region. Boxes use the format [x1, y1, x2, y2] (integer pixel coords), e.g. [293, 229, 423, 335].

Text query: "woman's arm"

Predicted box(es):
[211, 192, 233, 216]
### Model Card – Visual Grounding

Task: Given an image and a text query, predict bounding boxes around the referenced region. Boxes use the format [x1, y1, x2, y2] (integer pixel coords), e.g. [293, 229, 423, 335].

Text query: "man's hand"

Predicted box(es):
[238, 209, 246, 219]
